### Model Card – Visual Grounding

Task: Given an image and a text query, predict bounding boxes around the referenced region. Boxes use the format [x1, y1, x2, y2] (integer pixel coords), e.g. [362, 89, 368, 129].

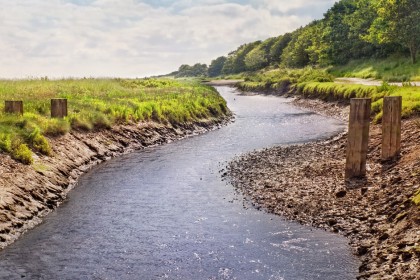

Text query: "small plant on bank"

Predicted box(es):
[413, 189, 420, 208]
[11, 138, 33, 165]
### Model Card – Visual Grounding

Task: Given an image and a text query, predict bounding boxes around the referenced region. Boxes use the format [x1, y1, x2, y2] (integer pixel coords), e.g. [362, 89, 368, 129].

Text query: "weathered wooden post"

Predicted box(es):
[345, 98, 371, 180]
[381, 96, 402, 160]
[51, 98, 68, 118]
[4, 101, 23, 115]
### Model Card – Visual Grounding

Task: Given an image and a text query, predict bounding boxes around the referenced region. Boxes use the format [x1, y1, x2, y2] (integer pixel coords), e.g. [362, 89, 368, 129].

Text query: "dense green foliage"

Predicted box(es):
[173, 64, 208, 78]
[366, 0, 420, 63]
[169, 0, 419, 79]
[0, 79, 228, 164]
[208, 56, 227, 77]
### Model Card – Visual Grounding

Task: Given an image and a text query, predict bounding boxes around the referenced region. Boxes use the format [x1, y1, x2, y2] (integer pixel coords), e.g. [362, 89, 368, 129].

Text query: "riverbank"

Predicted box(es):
[0, 115, 231, 250]
[227, 97, 419, 279]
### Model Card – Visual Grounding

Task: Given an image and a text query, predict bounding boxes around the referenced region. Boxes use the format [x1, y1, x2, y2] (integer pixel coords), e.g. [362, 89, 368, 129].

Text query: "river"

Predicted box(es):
[0, 86, 358, 279]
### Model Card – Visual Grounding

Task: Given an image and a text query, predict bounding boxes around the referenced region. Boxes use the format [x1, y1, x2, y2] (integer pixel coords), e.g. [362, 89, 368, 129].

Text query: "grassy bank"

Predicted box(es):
[237, 68, 420, 122]
[328, 56, 420, 82]
[0, 78, 228, 164]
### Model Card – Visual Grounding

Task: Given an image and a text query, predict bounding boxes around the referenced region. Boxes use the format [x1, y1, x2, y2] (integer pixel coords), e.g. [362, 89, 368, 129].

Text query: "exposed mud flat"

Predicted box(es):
[227, 100, 420, 279]
[0, 117, 231, 250]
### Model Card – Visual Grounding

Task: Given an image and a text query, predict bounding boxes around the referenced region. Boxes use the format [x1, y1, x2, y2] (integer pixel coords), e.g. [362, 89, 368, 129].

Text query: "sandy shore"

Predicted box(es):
[227, 98, 419, 279]
[0, 116, 231, 250]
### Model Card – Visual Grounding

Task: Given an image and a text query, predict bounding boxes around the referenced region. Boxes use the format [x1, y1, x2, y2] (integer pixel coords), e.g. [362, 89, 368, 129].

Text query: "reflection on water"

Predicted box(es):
[0, 87, 358, 279]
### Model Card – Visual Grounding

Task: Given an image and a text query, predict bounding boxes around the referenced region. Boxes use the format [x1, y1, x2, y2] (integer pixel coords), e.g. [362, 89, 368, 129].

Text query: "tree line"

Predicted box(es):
[171, 0, 419, 78]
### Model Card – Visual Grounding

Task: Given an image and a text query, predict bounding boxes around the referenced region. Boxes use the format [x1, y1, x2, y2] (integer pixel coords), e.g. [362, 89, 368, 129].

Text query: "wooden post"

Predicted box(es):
[51, 99, 68, 118]
[345, 98, 371, 180]
[4, 101, 23, 115]
[381, 96, 402, 160]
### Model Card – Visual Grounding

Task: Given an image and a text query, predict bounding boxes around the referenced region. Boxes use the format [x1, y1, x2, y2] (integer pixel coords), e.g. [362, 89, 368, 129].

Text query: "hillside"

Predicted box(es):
[168, 0, 419, 82]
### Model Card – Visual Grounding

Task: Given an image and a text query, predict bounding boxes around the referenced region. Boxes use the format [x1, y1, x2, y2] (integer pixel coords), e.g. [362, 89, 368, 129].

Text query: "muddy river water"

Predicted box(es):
[0, 87, 358, 279]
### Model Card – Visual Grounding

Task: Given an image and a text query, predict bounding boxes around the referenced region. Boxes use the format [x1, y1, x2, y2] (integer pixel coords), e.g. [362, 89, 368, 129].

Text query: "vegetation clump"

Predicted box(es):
[413, 189, 420, 208]
[0, 78, 228, 164]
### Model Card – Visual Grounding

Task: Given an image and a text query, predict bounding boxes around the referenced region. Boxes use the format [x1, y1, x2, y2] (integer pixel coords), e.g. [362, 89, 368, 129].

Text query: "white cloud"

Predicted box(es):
[0, 0, 336, 78]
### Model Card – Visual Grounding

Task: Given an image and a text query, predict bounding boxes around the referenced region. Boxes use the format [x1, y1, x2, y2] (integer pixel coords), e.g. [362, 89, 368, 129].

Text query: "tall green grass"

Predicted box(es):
[0, 78, 229, 164]
[328, 56, 420, 82]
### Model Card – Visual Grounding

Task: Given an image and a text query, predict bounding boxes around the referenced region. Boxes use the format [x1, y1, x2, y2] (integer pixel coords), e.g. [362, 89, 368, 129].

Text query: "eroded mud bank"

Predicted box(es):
[0, 117, 231, 250]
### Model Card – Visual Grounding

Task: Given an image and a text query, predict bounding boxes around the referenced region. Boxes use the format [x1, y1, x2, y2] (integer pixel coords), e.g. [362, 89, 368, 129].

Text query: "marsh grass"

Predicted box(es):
[0, 78, 228, 164]
[328, 56, 420, 82]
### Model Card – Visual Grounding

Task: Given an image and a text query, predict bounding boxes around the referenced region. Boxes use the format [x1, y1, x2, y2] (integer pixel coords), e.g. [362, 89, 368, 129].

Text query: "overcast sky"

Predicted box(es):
[0, 0, 336, 79]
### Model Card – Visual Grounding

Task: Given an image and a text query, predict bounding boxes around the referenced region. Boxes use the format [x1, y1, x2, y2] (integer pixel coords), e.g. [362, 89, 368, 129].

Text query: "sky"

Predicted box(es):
[0, 0, 336, 79]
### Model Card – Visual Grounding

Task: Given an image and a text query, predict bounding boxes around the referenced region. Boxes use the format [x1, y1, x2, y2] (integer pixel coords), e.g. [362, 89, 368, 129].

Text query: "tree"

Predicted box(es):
[208, 56, 227, 77]
[221, 53, 235, 75]
[175, 63, 208, 77]
[191, 63, 208, 76]
[281, 23, 323, 68]
[258, 37, 277, 65]
[221, 41, 261, 74]
[344, 0, 394, 59]
[320, 0, 359, 65]
[245, 46, 268, 71]
[366, 0, 420, 63]
[269, 33, 292, 65]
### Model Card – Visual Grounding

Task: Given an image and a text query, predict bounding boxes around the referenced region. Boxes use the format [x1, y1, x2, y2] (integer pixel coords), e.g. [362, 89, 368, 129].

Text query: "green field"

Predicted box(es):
[0, 78, 228, 164]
